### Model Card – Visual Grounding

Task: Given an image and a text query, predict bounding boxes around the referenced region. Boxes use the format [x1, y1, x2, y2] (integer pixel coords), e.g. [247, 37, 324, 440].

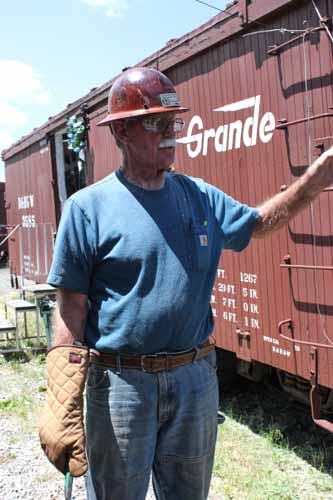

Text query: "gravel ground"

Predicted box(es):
[0, 416, 86, 500]
[0, 359, 224, 500]
[0, 422, 158, 500]
[0, 417, 223, 500]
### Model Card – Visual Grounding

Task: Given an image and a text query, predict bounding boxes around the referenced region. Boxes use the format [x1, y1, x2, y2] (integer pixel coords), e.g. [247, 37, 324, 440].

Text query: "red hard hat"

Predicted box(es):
[97, 67, 189, 126]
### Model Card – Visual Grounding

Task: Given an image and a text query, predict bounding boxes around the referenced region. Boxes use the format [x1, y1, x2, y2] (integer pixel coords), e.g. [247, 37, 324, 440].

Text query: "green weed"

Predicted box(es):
[0, 395, 33, 417]
[0, 451, 16, 464]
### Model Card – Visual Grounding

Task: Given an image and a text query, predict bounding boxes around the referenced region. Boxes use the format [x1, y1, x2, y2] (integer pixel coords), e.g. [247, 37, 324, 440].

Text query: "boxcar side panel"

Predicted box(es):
[5, 141, 57, 283]
[167, 0, 333, 388]
[88, 106, 121, 182]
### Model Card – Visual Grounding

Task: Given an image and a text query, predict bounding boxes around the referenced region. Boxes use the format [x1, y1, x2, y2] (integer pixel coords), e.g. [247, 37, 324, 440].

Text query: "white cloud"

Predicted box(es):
[0, 131, 15, 151]
[82, 0, 129, 18]
[0, 102, 28, 129]
[0, 131, 15, 181]
[0, 60, 50, 104]
[0, 60, 51, 157]
[32, 91, 51, 105]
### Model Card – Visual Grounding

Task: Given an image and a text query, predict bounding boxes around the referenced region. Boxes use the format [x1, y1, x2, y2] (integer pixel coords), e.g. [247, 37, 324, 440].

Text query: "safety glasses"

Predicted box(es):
[127, 116, 185, 134]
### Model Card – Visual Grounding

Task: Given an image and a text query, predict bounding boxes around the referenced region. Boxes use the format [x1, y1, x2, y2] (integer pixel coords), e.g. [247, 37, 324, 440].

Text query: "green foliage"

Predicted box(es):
[36, 352, 46, 364]
[214, 379, 333, 499]
[0, 395, 32, 417]
[265, 426, 288, 448]
[66, 115, 86, 154]
[0, 451, 16, 464]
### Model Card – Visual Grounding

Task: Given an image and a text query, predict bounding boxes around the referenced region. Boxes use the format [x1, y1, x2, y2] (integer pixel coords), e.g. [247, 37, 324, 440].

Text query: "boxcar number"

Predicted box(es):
[22, 214, 36, 228]
[240, 273, 257, 284]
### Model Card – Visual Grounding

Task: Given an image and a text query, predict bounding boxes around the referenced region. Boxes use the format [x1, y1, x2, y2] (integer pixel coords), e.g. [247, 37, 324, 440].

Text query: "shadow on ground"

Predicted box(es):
[219, 376, 333, 477]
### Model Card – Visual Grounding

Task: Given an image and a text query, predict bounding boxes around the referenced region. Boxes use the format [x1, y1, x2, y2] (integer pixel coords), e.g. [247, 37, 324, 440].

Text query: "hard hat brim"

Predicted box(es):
[97, 106, 189, 126]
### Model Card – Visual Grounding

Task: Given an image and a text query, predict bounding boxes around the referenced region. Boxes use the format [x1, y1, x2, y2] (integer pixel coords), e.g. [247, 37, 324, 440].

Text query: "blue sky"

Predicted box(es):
[0, 0, 227, 181]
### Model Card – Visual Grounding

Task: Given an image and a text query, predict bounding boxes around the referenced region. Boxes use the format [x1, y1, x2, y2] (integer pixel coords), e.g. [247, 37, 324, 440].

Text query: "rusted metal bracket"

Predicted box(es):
[267, 26, 324, 55]
[275, 111, 333, 129]
[309, 347, 333, 432]
[278, 324, 333, 429]
[281, 263, 333, 271]
[278, 318, 333, 349]
[278, 318, 294, 339]
[80, 102, 90, 130]
[236, 328, 251, 362]
[309, 347, 317, 386]
[280, 254, 333, 272]
[311, 1, 333, 47]
[238, 0, 248, 26]
[315, 135, 333, 142]
[314, 134, 333, 156]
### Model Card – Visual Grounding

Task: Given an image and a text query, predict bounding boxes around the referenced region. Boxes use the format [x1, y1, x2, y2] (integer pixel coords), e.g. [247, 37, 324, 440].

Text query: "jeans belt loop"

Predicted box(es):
[192, 346, 200, 363]
[141, 354, 153, 372]
[166, 353, 170, 371]
[116, 354, 121, 374]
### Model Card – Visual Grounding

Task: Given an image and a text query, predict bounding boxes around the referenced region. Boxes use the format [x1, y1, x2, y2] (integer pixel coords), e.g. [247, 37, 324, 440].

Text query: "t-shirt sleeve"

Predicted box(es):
[47, 199, 96, 293]
[205, 183, 260, 252]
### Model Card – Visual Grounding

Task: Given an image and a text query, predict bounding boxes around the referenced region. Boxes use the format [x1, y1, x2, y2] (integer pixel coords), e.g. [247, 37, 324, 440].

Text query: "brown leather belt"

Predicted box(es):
[90, 340, 215, 373]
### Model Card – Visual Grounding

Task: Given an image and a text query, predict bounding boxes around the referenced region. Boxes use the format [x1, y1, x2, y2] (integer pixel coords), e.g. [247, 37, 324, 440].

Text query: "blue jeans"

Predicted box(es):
[85, 350, 219, 500]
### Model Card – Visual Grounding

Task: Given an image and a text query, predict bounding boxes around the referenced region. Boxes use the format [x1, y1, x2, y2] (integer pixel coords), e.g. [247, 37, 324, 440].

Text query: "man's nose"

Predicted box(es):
[163, 121, 175, 137]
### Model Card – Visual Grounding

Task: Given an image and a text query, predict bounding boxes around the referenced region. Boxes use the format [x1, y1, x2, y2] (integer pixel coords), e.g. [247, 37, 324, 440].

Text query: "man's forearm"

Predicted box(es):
[52, 289, 88, 346]
[253, 146, 333, 238]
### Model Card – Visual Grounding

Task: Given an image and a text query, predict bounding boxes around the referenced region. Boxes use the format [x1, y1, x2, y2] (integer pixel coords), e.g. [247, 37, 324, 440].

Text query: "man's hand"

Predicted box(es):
[317, 145, 333, 176]
[253, 145, 333, 238]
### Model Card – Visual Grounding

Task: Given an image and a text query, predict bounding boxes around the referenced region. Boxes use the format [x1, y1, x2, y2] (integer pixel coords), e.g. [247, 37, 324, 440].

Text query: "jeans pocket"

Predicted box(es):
[87, 365, 110, 390]
[201, 350, 217, 375]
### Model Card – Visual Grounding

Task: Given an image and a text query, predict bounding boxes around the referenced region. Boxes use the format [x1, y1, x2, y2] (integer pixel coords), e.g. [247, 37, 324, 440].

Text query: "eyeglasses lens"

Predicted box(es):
[142, 117, 185, 133]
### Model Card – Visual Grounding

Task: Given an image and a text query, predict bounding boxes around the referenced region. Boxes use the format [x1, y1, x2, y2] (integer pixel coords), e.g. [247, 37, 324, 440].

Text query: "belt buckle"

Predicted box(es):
[141, 352, 169, 372]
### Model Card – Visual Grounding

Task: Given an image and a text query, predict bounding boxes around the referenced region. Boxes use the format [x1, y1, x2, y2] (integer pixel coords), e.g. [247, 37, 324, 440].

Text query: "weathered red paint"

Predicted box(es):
[5, 141, 57, 282]
[0, 183, 8, 254]
[2, 0, 333, 423]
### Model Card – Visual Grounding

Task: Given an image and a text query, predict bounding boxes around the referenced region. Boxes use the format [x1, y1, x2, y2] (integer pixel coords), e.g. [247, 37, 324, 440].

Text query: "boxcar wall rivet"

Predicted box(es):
[177, 95, 276, 158]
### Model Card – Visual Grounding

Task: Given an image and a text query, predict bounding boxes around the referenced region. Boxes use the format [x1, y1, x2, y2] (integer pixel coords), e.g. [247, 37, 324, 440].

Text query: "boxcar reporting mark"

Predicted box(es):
[177, 95, 276, 158]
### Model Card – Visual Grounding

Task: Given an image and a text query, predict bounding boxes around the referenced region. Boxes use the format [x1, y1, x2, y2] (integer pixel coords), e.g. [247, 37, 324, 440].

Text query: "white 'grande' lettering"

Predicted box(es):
[177, 95, 275, 158]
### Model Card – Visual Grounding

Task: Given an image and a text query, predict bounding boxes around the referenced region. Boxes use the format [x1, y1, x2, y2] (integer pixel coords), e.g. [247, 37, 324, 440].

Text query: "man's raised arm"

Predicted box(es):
[253, 146, 333, 238]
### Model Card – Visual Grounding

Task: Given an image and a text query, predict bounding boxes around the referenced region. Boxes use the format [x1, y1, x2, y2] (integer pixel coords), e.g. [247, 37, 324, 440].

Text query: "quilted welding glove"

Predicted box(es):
[38, 345, 89, 477]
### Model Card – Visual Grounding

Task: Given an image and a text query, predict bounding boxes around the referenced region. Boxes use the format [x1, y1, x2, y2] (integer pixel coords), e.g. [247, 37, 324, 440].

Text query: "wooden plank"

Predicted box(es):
[6, 299, 36, 311]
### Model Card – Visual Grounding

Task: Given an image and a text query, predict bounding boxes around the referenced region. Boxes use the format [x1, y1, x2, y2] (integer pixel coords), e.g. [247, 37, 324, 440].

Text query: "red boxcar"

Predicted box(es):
[2, 0, 333, 430]
[0, 182, 8, 258]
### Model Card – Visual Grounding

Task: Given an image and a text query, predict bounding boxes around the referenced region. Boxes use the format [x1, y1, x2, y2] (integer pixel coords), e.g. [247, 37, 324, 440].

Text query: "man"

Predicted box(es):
[39, 67, 333, 500]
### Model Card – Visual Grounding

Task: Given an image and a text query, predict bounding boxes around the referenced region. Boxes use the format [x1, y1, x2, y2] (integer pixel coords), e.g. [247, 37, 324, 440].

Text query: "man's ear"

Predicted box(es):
[111, 121, 129, 144]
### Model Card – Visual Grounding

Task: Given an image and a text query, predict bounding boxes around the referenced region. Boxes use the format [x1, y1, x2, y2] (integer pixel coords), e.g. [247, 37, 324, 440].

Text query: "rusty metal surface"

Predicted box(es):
[0, 183, 6, 226]
[88, 111, 121, 181]
[0, 183, 8, 253]
[3, 0, 333, 394]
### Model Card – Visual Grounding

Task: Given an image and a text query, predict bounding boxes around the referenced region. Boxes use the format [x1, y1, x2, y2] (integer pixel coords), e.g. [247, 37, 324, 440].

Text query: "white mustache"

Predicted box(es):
[159, 138, 176, 149]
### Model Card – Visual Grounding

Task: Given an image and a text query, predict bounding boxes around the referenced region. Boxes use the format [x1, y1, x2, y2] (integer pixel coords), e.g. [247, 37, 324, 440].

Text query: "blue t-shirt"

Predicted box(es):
[47, 170, 259, 354]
